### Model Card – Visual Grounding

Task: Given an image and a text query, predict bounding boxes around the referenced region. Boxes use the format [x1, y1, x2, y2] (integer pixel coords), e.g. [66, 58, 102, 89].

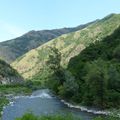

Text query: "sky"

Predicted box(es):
[0, 0, 120, 42]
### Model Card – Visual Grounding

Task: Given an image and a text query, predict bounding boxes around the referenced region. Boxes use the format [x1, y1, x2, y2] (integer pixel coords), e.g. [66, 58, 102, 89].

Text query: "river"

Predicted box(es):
[2, 89, 104, 120]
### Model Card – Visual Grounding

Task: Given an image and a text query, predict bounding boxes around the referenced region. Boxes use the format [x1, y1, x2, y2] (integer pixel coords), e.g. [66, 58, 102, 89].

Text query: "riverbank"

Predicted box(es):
[0, 97, 9, 119]
[1, 88, 120, 120]
[0, 85, 31, 119]
[1, 89, 99, 120]
[50, 89, 120, 119]
[60, 100, 110, 115]
[0, 81, 42, 119]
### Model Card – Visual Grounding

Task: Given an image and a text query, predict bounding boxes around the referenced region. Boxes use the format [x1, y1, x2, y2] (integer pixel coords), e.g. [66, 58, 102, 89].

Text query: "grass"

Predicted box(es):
[0, 85, 32, 95]
[16, 113, 81, 120]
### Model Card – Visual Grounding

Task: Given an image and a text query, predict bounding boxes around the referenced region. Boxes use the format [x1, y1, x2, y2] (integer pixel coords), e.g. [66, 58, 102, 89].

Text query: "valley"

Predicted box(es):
[0, 13, 120, 120]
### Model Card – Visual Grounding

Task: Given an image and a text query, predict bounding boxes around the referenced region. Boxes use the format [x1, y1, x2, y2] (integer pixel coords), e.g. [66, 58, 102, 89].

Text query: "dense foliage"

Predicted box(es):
[16, 113, 81, 120]
[67, 27, 120, 108]
[16, 113, 119, 120]
[46, 47, 66, 93]
[93, 116, 119, 120]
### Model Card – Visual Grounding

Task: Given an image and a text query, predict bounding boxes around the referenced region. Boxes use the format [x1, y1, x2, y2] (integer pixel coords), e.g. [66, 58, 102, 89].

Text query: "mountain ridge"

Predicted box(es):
[12, 13, 120, 80]
[0, 20, 96, 63]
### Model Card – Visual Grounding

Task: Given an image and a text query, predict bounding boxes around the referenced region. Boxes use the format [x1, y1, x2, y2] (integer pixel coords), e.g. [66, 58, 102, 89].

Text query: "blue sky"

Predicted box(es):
[0, 0, 120, 42]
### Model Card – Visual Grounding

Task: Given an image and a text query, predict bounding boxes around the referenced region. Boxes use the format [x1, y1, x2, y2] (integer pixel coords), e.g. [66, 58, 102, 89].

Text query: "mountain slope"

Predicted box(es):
[12, 13, 120, 80]
[0, 59, 23, 84]
[67, 26, 120, 108]
[0, 21, 95, 63]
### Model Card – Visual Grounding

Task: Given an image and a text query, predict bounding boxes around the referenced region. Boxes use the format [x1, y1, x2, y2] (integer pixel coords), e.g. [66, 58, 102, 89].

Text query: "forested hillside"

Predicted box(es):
[67, 27, 120, 108]
[12, 14, 120, 81]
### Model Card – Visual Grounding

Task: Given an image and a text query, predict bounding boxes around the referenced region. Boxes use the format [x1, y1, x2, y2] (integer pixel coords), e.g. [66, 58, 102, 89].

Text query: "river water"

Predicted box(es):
[2, 89, 103, 120]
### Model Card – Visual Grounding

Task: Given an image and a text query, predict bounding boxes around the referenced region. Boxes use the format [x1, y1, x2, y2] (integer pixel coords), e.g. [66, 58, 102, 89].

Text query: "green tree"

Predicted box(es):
[47, 47, 61, 71]
[84, 59, 107, 108]
[113, 45, 120, 60]
[107, 65, 120, 92]
[58, 71, 79, 100]
[46, 46, 65, 92]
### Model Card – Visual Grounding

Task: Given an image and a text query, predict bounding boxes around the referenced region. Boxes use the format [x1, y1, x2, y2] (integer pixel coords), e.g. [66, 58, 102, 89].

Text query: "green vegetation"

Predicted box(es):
[67, 27, 120, 108]
[93, 116, 119, 120]
[12, 14, 120, 82]
[0, 97, 9, 118]
[0, 58, 36, 95]
[44, 26, 120, 109]
[45, 47, 66, 93]
[16, 113, 81, 120]
[0, 80, 42, 95]
[0, 84, 31, 95]
[16, 113, 119, 120]
[1, 13, 120, 119]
